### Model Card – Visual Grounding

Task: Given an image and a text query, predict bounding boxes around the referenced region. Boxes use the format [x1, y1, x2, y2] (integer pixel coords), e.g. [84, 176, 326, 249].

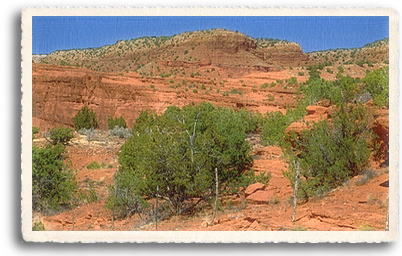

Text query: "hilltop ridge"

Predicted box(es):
[306, 38, 389, 67]
[38, 29, 308, 77]
[32, 28, 390, 233]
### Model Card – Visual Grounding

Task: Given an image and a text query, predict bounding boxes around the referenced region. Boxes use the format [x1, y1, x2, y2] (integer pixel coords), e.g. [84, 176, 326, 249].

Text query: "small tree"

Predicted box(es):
[283, 103, 374, 199]
[108, 103, 254, 218]
[287, 77, 298, 86]
[107, 116, 127, 130]
[49, 127, 74, 145]
[32, 126, 40, 139]
[262, 111, 290, 146]
[32, 143, 77, 211]
[362, 67, 389, 108]
[73, 106, 99, 131]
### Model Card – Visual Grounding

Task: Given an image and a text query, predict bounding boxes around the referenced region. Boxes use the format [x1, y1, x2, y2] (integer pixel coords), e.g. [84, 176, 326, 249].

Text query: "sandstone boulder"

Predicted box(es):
[245, 182, 266, 196]
[246, 190, 274, 203]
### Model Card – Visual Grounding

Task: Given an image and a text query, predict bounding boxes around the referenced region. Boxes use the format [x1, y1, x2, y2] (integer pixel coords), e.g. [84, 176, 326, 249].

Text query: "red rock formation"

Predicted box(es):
[246, 190, 274, 203]
[33, 64, 171, 130]
[285, 105, 331, 135]
[245, 182, 266, 197]
[372, 108, 389, 165]
[41, 29, 308, 76]
[33, 63, 270, 131]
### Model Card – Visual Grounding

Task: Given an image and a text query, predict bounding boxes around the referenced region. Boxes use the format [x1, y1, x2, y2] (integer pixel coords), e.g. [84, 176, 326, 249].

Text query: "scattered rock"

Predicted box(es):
[245, 182, 266, 196]
[249, 220, 260, 230]
[246, 190, 274, 203]
[201, 221, 209, 228]
[306, 105, 328, 116]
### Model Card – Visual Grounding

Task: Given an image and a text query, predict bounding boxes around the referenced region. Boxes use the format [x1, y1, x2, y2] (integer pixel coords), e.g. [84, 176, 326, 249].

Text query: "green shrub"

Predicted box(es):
[86, 161, 105, 170]
[109, 103, 253, 217]
[237, 109, 263, 133]
[230, 89, 243, 95]
[190, 71, 201, 77]
[307, 66, 321, 82]
[300, 73, 357, 106]
[107, 116, 127, 130]
[362, 67, 389, 107]
[232, 170, 271, 189]
[32, 126, 40, 138]
[159, 73, 171, 78]
[291, 225, 308, 231]
[78, 127, 97, 141]
[208, 197, 224, 212]
[60, 60, 70, 66]
[262, 111, 289, 146]
[355, 169, 378, 186]
[261, 82, 269, 89]
[287, 77, 298, 85]
[132, 110, 154, 133]
[77, 179, 99, 204]
[269, 195, 281, 205]
[32, 126, 40, 135]
[87, 181, 98, 203]
[73, 106, 99, 131]
[108, 126, 132, 139]
[261, 103, 307, 147]
[32, 144, 77, 211]
[49, 127, 74, 145]
[358, 223, 375, 231]
[267, 94, 275, 101]
[356, 60, 365, 67]
[32, 221, 45, 231]
[283, 103, 374, 199]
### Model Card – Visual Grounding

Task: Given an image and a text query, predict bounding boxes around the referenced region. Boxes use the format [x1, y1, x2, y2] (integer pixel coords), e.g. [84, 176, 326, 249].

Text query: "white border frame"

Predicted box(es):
[21, 6, 399, 242]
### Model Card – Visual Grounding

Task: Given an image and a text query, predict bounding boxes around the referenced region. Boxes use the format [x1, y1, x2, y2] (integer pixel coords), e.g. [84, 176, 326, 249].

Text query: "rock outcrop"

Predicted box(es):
[33, 64, 170, 130]
[373, 108, 389, 165]
[40, 29, 308, 76]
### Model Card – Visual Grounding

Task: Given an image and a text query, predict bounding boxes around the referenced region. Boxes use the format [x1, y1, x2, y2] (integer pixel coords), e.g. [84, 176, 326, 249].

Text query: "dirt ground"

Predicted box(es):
[32, 49, 389, 231]
[34, 131, 388, 232]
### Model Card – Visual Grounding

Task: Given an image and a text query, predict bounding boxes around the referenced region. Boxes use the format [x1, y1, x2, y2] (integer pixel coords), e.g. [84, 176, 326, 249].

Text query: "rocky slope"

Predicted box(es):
[36, 133, 389, 231]
[40, 29, 308, 76]
[32, 31, 390, 232]
[32, 62, 304, 130]
[32, 35, 389, 132]
[306, 38, 389, 67]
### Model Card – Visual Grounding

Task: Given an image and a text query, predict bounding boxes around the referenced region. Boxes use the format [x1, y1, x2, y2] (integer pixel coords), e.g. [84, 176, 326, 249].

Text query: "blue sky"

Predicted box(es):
[32, 16, 389, 54]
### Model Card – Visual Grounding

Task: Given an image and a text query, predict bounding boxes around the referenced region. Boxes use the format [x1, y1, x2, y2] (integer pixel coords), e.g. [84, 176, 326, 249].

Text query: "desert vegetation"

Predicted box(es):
[261, 65, 388, 200]
[32, 143, 77, 212]
[283, 103, 375, 199]
[32, 30, 389, 231]
[73, 106, 99, 131]
[108, 103, 267, 219]
[107, 116, 127, 130]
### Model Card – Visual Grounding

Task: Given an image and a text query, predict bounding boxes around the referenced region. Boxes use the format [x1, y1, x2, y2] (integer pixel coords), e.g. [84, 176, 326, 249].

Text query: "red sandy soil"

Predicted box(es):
[31, 34, 389, 231]
[34, 133, 388, 232]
